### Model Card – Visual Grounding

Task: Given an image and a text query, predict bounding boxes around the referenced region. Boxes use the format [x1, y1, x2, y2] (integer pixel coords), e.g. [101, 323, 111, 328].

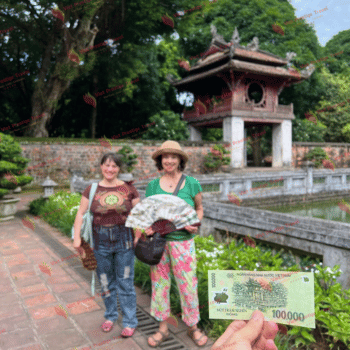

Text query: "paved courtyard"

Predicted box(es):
[0, 193, 214, 350]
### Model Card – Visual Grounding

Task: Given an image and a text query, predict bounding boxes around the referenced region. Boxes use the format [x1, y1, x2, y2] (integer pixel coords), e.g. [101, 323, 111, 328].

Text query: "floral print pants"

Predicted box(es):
[150, 239, 200, 327]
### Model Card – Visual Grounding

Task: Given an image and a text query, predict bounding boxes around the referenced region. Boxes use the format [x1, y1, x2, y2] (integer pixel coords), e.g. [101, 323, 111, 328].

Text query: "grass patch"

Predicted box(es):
[201, 183, 220, 192]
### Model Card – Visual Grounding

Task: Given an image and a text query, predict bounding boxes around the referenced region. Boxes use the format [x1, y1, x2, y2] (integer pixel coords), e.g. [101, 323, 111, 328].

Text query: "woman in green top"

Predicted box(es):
[142, 140, 208, 348]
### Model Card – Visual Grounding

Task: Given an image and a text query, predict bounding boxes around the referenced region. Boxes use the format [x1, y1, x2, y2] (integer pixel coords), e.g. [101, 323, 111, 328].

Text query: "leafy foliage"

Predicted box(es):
[292, 119, 327, 142]
[304, 147, 328, 168]
[29, 191, 81, 235]
[203, 144, 230, 172]
[201, 128, 223, 142]
[289, 265, 350, 349]
[142, 110, 189, 141]
[0, 133, 32, 198]
[324, 30, 350, 75]
[303, 68, 350, 142]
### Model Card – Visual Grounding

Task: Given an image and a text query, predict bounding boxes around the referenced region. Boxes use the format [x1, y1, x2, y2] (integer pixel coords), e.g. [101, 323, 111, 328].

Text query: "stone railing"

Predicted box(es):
[191, 168, 350, 201]
[201, 201, 350, 289]
[71, 168, 350, 201]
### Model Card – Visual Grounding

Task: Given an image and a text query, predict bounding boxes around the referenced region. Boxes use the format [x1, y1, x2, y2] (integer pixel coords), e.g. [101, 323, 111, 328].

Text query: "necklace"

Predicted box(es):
[101, 179, 123, 187]
[167, 176, 181, 188]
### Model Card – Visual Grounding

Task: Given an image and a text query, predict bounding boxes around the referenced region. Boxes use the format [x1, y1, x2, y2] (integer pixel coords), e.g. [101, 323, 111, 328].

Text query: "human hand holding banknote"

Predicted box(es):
[209, 270, 315, 328]
[211, 310, 278, 350]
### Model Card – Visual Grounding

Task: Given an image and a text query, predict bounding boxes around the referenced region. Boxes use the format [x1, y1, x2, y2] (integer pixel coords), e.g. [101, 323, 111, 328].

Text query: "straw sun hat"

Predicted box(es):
[151, 141, 189, 163]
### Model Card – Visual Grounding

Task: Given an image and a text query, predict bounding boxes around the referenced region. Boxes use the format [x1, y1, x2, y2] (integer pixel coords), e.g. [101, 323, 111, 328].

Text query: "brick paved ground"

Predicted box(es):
[0, 192, 214, 350]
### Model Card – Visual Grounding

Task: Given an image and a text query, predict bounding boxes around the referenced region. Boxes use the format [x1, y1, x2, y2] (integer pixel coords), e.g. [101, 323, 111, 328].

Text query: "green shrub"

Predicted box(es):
[204, 144, 230, 172]
[289, 264, 350, 349]
[117, 145, 138, 173]
[304, 147, 328, 168]
[29, 197, 47, 216]
[29, 191, 81, 235]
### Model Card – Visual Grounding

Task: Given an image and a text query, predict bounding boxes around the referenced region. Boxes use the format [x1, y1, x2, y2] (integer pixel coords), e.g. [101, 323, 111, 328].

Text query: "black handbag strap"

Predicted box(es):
[172, 174, 186, 197]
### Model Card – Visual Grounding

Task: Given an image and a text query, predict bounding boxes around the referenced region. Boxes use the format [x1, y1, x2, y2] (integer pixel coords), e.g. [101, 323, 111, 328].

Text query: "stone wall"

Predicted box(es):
[293, 142, 350, 168]
[18, 139, 218, 186]
[18, 139, 350, 187]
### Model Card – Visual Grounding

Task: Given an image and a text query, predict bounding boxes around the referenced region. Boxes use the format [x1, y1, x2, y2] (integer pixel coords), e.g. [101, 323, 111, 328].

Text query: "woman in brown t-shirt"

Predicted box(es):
[73, 152, 140, 337]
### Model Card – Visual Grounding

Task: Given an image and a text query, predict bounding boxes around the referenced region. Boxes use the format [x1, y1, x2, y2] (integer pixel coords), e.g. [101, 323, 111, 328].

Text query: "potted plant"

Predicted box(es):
[203, 144, 231, 173]
[219, 145, 231, 172]
[0, 133, 33, 221]
[117, 145, 138, 181]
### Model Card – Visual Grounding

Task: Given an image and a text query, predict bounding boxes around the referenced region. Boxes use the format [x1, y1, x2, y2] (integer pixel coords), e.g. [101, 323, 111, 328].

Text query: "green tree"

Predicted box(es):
[324, 29, 350, 75]
[292, 119, 326, 142]
[202, 128, 223, 142]
[142, 110, 189, 141]
[0, 0, 196, 137]
[305, 68, 350, 142]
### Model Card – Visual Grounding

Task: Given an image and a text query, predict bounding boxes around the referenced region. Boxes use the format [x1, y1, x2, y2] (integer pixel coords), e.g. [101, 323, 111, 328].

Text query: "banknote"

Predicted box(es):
[208, 270, 315, 328]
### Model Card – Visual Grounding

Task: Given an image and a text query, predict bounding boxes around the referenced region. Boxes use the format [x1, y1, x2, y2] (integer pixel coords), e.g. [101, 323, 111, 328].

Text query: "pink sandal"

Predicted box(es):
[101, 320, 114, 332]
[121, 327, 136, 338]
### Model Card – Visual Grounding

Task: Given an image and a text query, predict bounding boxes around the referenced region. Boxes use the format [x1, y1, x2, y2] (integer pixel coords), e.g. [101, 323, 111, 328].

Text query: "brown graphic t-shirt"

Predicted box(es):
[82, 182, 140, 226]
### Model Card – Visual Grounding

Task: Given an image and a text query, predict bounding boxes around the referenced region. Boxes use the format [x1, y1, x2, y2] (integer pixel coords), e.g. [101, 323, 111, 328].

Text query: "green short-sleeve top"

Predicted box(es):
[145, 175, 202, 241]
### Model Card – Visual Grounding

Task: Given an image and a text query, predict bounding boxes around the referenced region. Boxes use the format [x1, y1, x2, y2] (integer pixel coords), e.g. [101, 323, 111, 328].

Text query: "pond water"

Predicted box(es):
[263, 198, 350, 224]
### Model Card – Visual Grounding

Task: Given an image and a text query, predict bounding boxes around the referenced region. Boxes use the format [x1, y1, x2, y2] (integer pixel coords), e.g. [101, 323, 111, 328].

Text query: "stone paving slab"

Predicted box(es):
[0, 193, 214, 350]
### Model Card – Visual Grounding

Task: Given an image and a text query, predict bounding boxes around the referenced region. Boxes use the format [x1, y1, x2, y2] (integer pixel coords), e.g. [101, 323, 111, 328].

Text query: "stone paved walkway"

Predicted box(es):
[0, 192, 214, 350]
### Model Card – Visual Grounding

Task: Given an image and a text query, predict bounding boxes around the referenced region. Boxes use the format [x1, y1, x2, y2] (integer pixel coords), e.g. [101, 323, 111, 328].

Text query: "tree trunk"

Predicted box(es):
[91, 74, 98, 138]
[251, 126, 263, 166]
[28, 78, 71, 137]
[24, 8, 102, 137]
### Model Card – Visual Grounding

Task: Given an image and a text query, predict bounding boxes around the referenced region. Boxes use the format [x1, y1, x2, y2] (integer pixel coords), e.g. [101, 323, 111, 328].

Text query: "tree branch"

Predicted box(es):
[0, 12, 48, 45]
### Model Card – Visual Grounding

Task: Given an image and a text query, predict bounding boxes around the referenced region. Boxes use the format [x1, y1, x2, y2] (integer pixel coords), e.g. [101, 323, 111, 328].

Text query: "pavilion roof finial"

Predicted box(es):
[210, 24, 226, 44]
[231, 27, 240, 46]
[286, 52, 297, 67]
[246, 37, 259, 51]
[166, 74, 179, 84]
[301, 64, 315, 78]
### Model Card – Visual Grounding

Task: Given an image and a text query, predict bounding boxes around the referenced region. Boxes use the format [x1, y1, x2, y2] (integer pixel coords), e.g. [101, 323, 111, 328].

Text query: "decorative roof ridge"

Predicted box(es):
[200, 26, 289, 64]
[236, 47, 288, 62]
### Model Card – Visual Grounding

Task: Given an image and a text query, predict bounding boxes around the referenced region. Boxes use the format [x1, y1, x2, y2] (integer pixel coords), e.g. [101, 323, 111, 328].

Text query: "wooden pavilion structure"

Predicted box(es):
[169, 26, 315, 168]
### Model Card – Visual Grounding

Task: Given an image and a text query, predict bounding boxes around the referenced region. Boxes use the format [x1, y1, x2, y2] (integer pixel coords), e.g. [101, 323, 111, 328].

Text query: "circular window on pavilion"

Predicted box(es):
[245, 82, 266, 107]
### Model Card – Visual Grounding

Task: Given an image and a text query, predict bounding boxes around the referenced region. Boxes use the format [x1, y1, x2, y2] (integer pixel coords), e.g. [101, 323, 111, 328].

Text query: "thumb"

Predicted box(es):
[236, 310, 264, 344]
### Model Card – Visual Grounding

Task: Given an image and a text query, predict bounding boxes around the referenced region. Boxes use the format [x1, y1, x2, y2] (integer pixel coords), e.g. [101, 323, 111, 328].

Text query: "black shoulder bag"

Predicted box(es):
[135, 174, 186, 266]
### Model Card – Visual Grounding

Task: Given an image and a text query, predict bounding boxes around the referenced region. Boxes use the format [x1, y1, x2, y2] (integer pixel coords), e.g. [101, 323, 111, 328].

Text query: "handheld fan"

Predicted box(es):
[125, 194, 200, 235]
